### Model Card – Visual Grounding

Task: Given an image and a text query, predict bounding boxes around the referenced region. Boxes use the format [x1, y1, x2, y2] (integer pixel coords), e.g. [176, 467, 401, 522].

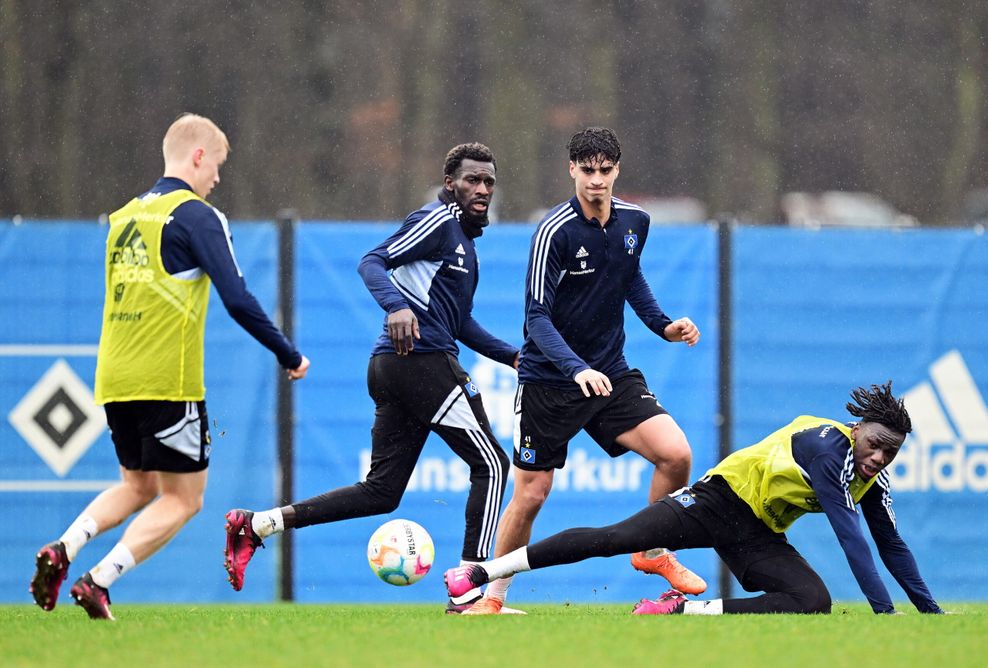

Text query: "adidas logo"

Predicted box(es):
[109, 220, 150, 270]
[890, 350, 988, 492]
[576, 246, 589, 258]
[455, 243, 466, 255]
[114, 220, 147, 251]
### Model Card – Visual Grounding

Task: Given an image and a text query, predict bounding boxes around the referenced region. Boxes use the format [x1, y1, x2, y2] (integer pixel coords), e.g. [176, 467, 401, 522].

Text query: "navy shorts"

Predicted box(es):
[513, 369, 668, 470]
[104, 400, 211, 473]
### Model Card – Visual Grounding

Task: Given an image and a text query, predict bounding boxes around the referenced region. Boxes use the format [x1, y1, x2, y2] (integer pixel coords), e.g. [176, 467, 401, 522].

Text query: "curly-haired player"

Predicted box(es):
[447, 381, 943, 615]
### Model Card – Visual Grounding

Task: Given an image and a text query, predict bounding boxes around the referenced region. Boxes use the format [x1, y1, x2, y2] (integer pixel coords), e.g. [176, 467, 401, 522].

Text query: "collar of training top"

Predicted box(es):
[569, 195, 619, 228]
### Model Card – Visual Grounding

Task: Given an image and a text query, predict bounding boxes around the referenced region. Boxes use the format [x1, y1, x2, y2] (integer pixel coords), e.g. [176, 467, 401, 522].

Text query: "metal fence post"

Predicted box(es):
[276, 209, 298, 602]
[717, 219, 734, 600]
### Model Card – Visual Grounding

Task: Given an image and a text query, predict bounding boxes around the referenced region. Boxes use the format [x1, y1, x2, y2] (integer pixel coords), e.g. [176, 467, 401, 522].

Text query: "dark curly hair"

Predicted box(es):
[568, 127, 621, 165]
[444, 143, 496, 177]
[846, 381, 912, 434]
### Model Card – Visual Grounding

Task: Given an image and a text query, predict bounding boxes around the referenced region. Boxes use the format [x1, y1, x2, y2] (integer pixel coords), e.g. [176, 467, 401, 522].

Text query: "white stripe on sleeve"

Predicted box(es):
[387, 207, 450, 258]
[530, 207, 575, 303]
[212, 207, 243, 277]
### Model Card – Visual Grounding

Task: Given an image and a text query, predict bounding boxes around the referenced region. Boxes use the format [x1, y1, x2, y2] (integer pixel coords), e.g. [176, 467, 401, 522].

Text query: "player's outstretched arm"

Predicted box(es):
[663, 317, 700, 347]
[186, 203, 302, 367]
[807, 452, 897, 613]
[458, 316, 518, 367]
[860, 486, 943, 613]
[626, 267, 675, 339]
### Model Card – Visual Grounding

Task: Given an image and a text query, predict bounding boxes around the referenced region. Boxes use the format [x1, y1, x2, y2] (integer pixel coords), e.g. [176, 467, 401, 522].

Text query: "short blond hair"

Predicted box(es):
[162, 113, 230, 164]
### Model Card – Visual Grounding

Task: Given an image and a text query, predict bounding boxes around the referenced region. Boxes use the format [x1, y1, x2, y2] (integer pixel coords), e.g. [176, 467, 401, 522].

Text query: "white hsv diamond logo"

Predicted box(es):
[7, 359, 106, 477]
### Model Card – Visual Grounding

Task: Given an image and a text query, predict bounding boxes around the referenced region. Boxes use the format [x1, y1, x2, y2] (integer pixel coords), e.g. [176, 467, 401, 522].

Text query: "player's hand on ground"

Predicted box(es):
[287, 355, 310, 380]
[388, 308, 420, 355]
[574, 368, 612, 398]
[664, 317, 700, 347]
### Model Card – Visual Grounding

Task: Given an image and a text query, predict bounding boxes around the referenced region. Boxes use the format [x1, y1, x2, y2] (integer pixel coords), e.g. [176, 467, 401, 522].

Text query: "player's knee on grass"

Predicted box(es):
[772, 579, 832, 614]
[737, 553, 831, 614]
[796, 580, 832, 614]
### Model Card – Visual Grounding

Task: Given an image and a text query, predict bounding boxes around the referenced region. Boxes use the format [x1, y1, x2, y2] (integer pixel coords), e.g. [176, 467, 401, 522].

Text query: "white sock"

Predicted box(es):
[683, 599, 723, 615]
[481, 547, 530, 583]
[58, 514, 98, 562]
[251, 508, 284, 539]
[89, 543, 136, 589]
[484, 575, 514, 602]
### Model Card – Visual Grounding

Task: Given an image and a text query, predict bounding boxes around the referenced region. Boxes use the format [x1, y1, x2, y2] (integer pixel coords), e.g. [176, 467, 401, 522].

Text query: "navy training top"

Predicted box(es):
[358, 198, 518, 366]
[518, 195, 673, 388]
[153, 177, 301, 369]
[791, 424, 942, 614]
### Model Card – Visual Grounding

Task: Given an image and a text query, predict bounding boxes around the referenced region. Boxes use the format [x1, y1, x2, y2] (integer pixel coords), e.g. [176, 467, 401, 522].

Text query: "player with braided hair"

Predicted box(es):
[846, 382, 912, 435]
[446, 381, 944, 615]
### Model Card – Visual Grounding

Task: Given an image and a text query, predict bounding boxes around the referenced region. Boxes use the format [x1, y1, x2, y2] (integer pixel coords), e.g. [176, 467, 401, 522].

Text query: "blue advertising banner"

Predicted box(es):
[732, 226, 988, 604]
[2, 220, 983, 607]
[291, 222, 719, 604]
[0, 221, 279, 603]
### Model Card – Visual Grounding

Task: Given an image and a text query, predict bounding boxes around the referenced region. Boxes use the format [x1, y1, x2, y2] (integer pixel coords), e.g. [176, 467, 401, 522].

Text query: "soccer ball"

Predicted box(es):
[367, 519, 434, 586]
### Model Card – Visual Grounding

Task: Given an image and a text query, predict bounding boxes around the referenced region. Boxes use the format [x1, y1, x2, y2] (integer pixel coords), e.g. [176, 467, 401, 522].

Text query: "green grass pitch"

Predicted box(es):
[2, 603, 985, 667]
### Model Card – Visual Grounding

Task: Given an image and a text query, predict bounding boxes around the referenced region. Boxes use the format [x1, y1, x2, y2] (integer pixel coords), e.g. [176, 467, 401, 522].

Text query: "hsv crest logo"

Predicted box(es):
[674, 492, 696, 508]
[623, 231, 638, 255]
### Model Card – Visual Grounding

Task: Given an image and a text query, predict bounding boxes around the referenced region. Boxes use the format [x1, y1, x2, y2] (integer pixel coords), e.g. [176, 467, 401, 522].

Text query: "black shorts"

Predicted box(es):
[513, 369, 668, 470]
[104, 400, 211, 473]
[662, 476, 803, 588]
